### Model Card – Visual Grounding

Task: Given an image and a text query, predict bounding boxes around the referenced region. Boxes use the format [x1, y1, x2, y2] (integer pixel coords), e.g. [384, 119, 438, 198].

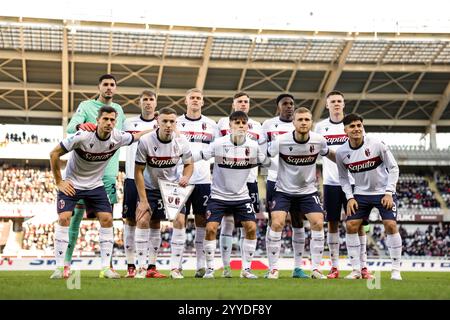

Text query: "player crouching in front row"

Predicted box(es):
[336, 114, 402, 281]
[193, 111, 270, 279]
[49, 106, 152, 279]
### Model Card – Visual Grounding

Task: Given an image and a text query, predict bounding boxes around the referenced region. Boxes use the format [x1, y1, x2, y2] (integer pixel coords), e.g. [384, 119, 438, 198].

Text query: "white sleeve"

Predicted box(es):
[380, 142, 399, 193]
[60, 131, 84, 152]
[319, 137, 329, 156]
[337, 151, 354, 200]
[180, 139, 193, 164]
[135, 140, 147, 165]
[118, 130, 134, 147]
[267, 138, 280, 158]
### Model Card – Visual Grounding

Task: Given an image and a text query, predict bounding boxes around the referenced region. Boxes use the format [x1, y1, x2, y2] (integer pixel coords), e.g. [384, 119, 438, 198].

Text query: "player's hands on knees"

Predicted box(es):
[58, 180, 76, 197]
[346, 198, 358, 216]
[78, 123, 97, 131]
[381, 194, 394, 209]
[178, 176, 189, 187]
[136, 200, 151, 222]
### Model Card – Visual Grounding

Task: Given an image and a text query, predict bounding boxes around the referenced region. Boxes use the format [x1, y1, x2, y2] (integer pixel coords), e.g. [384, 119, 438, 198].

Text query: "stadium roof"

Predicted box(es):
[0, 16, 449, 132]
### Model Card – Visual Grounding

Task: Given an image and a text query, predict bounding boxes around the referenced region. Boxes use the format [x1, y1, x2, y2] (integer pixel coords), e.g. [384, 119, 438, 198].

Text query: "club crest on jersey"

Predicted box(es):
[365, 148, 371, 157]
[58, 200, 65, 210]
[347, 154, 351, 159]
[181, 123, 186, 127]
[325, 127, 329, 131]
[248, 123, 253, 130]
[275, 124, 278, 128]
[289, 146, 293, 151]
[310, 145, 315, 153]
[109, 143, 115, 150]
[202, 122, 207, 130]
[224, 147, 230, 153]
[153, 146, 158, 152]
[89, 143, 94, 148]
[245, 147, 250, 157]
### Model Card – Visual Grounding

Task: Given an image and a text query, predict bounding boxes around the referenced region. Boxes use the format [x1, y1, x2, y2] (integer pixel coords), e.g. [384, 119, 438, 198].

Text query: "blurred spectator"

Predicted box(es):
[397, 175, 440, 209]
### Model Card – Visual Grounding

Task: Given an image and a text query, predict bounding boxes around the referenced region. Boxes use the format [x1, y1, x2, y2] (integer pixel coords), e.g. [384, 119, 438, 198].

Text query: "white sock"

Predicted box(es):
[204, 239, 217, 271]
[359, 235, 367, 269]
[310, 230, 325, 271]
[54, 224, 69, 267]
[239, 227, 246, 256]
[148, 228, 161, 266]
[327, 232, 340, 268]
[99, 227, 114, 268]
[266, 228, 282, 271]
[135, 228, 149, 268]
[346, 233, 361, 271]
[292, 227, 305, 269]
[386, 233, 402, 271]
[242, 238, 257, 270]
[194, 227, 206, 270]
[219, 215, 234, 268]
[170, 228, 186, 270]
[123, 224, 136, 265]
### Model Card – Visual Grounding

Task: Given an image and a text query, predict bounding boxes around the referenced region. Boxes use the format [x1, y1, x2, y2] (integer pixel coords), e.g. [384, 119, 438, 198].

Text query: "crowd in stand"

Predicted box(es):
[1, 168, 444, 212]
[396, 175, 441, 209]
[436, 174, 450, 207]
[3, 132, 58, 144]
[0, 168, 58, 204]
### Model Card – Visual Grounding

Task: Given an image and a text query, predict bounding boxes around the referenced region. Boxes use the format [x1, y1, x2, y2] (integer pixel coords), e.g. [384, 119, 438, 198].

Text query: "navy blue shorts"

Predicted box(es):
[266, 180, 276, 213]
[206, 198, 256, 224]
[323, 185, 347, 222]
[185, 184, 210, 216]
[346, 194, 398, 222]
[57, 186, 112, 214]
[271, 191, 324, 215]
[247, 182, 260, 214]
[122, 178, 138, 219]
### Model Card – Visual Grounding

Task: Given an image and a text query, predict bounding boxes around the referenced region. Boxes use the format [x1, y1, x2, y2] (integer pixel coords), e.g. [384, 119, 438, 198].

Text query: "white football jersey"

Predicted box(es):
[314, 118, 354, 186]
[176, 114, 218, 184]
[336, 136, 399, 200]
[217, 116, 264, 183]
[261, 117, 294, 182]
[199, 136, 268, 201]
[123, 115, 158, 179]
[268, 131, 329, 195]
[135, 130, 192, 190]
[61, 129, 133, 190]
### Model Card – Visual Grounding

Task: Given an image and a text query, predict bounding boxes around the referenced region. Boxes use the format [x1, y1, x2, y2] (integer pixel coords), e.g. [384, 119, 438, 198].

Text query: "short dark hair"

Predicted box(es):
[98, 74, 117, 84]
[326, 90, 344, 99]
[158, 107, 177, 116]
[97, 106, 117, 118]
[343, 113, 363, 126]
[276, 93, 294, 106]
[229, 111, 248, 122]
[140, 90, 156, 98]
[233, 92, 249, 100]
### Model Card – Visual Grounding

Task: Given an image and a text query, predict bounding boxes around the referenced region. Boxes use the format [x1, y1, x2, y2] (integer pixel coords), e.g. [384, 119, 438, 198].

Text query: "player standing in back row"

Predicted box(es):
[314, 91, 372, 279]
[336, 113, 402, 280]
[174, 89, 218, 278]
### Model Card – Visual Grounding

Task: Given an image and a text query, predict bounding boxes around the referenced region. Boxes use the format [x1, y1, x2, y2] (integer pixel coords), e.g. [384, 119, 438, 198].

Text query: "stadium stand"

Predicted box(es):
[436, 174, 450, 207]
[397, 174, 441, 210]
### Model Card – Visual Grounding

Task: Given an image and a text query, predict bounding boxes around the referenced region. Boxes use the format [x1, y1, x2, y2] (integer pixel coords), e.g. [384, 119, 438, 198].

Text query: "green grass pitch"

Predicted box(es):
[1, 270, 449, 300]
